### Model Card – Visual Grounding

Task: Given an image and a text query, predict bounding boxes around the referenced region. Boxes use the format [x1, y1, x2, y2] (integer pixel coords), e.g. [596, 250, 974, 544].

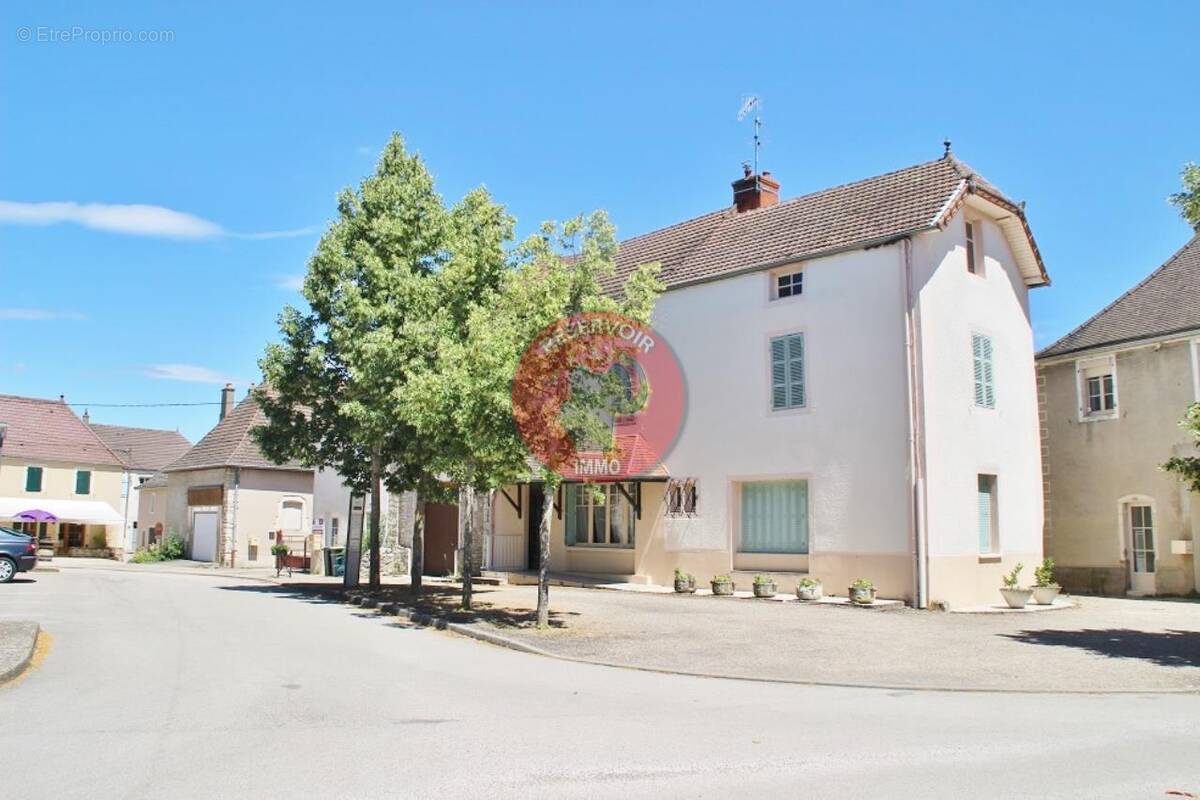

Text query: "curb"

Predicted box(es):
[0, 622, 41, 686]
[324, 587, 1200, 697]
[52, 562, 285, 586]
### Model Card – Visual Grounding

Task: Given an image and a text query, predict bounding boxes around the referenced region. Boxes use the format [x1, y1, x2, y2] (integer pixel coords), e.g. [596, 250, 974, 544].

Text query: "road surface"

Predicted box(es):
[1, 567, 1196, 798]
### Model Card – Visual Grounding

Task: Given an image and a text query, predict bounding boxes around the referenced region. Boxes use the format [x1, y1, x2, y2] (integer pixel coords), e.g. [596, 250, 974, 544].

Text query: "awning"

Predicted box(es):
[0, 497, 124, 525]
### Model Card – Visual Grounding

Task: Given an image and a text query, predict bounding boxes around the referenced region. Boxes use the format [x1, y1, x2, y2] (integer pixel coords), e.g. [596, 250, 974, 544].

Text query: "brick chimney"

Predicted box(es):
[220, 383, 235, 421]
[731, 164, 780, 213]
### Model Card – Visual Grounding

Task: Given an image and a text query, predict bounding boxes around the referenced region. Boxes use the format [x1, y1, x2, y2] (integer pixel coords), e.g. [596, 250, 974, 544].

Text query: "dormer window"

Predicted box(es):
[772, 269, 803, 300]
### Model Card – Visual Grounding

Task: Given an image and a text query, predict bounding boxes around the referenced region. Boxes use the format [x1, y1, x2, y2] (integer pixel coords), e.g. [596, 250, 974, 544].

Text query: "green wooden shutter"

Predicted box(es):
[740, 480, 809, 554]
[25, 466, 43, 492]
[973, 334, 995, 408]
[75, 470, 92, 495]
[771, 334, 806, 410]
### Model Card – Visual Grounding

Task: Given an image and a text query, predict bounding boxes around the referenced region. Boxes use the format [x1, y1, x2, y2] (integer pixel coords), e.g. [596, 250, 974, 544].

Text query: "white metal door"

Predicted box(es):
[1128, 504, 1156, 595]
[191, 511, 219, 563]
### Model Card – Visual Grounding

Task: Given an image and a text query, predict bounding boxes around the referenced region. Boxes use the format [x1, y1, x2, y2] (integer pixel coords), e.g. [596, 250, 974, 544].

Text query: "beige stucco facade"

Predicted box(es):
[1039, 336, 1199, 595]
[152, 467, 314, 567]
[0, 456, 125, 549]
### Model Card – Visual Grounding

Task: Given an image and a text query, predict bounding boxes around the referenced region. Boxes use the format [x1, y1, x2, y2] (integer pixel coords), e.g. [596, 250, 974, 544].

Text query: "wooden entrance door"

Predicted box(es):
[423, 502, 458, 576]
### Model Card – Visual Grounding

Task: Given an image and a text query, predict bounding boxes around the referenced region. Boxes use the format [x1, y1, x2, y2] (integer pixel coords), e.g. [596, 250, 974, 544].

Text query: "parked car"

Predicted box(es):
[0, 527, 38, 583]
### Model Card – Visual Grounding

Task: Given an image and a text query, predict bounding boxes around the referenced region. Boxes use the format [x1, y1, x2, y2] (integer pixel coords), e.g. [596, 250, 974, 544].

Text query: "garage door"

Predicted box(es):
[191, 511, 219, 562]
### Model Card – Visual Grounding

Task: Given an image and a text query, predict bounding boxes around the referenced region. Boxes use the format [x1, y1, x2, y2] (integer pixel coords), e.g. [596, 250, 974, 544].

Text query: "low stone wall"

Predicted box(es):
[65, 547, 120, 560]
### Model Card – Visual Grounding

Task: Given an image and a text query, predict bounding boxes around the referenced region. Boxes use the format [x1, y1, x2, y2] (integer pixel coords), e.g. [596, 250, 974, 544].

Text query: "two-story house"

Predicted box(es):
[0, 394, 126, 552]
[489, 149, 1050, 608]
[1037, 234, 1200, 596]
[149, 384, 315, 567]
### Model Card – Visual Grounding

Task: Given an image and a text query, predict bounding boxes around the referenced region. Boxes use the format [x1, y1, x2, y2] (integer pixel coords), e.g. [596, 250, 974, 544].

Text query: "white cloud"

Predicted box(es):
[0, 200, 316, 241]
[0, 307, 86, 320]
[277, 274, 305, 291]
[143, 364, 242, 385]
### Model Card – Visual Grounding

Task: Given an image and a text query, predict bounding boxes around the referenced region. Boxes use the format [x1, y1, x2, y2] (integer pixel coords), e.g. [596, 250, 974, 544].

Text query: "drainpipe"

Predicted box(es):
[229, 467, 241, 568]
[901, 238, 929, 608]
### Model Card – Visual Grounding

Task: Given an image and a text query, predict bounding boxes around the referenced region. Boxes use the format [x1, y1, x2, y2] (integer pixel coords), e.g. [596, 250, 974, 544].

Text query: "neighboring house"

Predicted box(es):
[1037, 234, 1200, 596]
[153, 384, 315, 567]
[86, 415, 190, 553]
[0, 394, 126, 552]
[491, 150, 1050, 608]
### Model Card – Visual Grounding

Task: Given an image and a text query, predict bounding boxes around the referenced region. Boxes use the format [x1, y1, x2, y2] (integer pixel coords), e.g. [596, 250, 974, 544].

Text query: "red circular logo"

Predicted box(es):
[512, 311, 686, 481]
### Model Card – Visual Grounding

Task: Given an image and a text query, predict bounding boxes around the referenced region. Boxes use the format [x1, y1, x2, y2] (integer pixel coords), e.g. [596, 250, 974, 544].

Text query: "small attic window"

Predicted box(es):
[965, 220, 981, 275]
[771, 268, 804, 300]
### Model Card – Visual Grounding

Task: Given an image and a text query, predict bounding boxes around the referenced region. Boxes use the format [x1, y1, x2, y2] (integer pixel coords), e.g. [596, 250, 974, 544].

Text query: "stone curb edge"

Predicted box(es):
[0, 623, 41, 686]
[321, 587, 1200, 697]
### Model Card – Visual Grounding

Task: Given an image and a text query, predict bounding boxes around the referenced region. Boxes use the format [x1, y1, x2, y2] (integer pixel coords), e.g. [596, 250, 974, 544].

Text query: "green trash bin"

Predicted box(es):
[324, 547, 346, 578]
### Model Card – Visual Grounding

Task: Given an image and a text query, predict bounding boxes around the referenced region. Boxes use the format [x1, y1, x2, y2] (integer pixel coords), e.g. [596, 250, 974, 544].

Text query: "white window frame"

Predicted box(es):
[277, 496, 306, 532]
[769, 266, 805, 302]
[566, 483, 635, 548]
[766, 329, 809, 415]
[965, 217, 983, 277]
[1191, 338, 1200, 404]
[1075, 354, 1119, 422]
[977, 473, 1000, 556]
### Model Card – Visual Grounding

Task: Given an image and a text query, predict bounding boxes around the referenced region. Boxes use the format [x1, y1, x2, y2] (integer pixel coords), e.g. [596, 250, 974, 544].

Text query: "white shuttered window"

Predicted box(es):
[770, 333, 806, 411]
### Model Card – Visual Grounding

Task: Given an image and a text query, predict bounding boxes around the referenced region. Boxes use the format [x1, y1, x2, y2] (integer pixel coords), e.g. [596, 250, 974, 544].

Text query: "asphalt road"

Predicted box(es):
[1, 567, 1197, 799]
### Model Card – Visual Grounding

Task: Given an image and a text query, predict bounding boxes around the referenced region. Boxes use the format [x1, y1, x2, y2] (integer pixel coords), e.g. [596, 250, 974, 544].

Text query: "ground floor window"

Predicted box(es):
[1130, 505, 1155, 573]
[565, 483, 635, 547]
[977, 474, 999, 554]
[739, 480, 809, 554]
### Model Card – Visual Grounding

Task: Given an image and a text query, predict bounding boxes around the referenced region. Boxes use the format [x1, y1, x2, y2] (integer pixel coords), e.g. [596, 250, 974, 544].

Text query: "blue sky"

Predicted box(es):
[2, 1, 1196, 442]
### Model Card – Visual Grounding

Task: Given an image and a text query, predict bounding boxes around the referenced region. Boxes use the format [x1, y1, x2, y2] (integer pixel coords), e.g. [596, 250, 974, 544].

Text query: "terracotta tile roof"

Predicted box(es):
[0, 394, 124, 467]
[602, 155, 1045, 293]
[89, 423, 192, 472]
[1038, 234, 1200, 359]
[164, 393, 308, 473]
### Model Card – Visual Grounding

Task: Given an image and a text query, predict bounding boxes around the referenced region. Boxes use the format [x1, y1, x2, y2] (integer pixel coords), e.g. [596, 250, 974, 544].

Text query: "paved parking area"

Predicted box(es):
[346, 582, 1200, 692]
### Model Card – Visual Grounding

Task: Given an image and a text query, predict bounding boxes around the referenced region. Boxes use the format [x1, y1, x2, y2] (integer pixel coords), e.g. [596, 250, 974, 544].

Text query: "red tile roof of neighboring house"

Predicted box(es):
[1038, 234, 1200, 359]
[602, 154, 1048, 293]
[89, 423, 192, 472]
[164, 392, 308, 473]
[0, 394, 125, 468]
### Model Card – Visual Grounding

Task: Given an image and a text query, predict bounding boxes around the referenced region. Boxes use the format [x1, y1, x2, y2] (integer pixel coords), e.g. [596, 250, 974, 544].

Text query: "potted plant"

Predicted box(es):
[848, 578, 876, 605]
[752, 574, 777, 598]
[673, 568, 697, 594]
[271, 542, 290, 577]
[999, 563, 1032, 609]
[1031, 557, 1061, 605]
[795, 576, 823, 601]
[710, 574, 735, 596]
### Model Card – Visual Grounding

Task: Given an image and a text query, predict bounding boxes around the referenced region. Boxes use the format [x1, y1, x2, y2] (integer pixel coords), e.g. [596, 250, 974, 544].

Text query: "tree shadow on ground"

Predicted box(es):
[216, 582, 575, 630]
[1001, 628, 1200, 668]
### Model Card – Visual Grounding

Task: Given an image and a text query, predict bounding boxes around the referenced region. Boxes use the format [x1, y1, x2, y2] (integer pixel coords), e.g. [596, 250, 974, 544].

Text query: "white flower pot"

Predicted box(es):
[999, 588, 1033, 609]
[1031, 585, 1061, 605]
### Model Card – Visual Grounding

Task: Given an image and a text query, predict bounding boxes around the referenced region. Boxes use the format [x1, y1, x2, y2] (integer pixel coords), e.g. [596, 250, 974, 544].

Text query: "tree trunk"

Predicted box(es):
[409, 491, 424, 595]
[536, 479, 557, 629]
[461, 486, 474, 610]
[368, 448, 382, 590]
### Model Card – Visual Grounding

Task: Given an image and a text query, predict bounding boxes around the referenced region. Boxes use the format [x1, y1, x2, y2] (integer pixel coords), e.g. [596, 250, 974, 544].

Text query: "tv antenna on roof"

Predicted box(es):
[736, 95, 762, 175]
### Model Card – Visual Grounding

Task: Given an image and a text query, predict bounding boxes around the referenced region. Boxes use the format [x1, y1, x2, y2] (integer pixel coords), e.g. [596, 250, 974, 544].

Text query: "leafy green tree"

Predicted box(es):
[254, 133, 448, 589]
[406, 212, 661, 625]
[1169, 162, 1200, 231]
[1163, 403, 1200, 492]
